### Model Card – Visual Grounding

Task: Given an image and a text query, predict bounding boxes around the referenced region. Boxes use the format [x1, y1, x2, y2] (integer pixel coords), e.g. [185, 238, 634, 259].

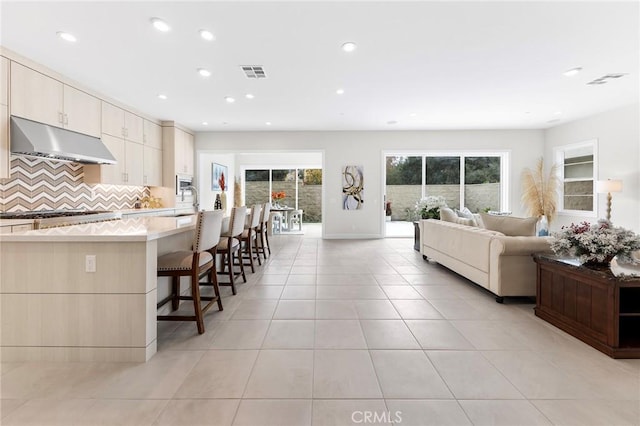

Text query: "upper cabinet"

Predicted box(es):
[102, 102, 143, 143]
[62, 85, 101, 137]
[10, 62, 101, 137]
[0, 56, 9, 179]
[143, 119, 162, 149]
[1, 56, 8, 106]
[162, 124, 195, 187]
[10, 62, 62, 128]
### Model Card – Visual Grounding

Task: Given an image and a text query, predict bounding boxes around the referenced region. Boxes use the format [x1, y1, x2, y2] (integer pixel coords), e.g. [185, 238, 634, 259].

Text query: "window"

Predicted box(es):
[555, 140, 597, 215]
[424, 154, 506, 212]
[243, 167, 323, 223]
[384, 152, 508, 219]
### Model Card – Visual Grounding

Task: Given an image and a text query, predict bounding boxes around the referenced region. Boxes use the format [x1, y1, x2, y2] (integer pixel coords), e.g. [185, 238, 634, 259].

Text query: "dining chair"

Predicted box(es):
[240, 204, 262, 273]
[216, 206, 247, 295]
[157, 210, 224, 334]
[288, 209, 303, 231]
[256, 202, 272, 260]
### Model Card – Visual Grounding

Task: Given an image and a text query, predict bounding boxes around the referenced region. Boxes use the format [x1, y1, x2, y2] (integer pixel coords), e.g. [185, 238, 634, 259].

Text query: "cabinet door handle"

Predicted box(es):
[122, 172, 126, 182]
[64, 114, 69, 125]
[58, 112, 64, 123]
[143, 175, 147, 184]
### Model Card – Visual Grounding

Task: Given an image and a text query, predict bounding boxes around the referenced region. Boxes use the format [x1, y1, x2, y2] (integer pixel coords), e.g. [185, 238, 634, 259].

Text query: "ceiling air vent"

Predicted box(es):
[241, 65, 266, 79]
[587, 73, 628, 85]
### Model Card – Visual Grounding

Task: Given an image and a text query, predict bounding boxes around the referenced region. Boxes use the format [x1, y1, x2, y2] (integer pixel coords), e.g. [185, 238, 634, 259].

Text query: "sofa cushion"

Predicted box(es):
[439, 207, 459, 222]
[480, 213, 537, 236]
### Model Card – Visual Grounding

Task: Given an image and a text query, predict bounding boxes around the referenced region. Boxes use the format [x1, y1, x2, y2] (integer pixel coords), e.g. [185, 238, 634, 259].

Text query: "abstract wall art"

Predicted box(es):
[342, 165, 364, 210]
[212, 163, 228, 191]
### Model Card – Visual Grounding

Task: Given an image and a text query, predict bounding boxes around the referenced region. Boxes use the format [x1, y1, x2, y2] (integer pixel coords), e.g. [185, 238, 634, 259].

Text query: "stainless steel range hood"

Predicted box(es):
[10, 116, 117, 164]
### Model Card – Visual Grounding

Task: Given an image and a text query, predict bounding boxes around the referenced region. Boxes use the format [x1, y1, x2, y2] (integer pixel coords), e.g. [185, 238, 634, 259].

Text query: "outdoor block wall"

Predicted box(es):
[386, 183, 501, 220]
[245, 181, 322, 222]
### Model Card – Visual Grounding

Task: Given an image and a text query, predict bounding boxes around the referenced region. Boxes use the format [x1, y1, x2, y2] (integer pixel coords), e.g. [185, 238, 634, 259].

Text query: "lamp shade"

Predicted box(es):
[596, 179, 623, 193]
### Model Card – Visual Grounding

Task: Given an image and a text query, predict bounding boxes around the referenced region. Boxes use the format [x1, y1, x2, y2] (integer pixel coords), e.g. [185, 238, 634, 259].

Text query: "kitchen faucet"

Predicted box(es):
[181, 185, 200, 211]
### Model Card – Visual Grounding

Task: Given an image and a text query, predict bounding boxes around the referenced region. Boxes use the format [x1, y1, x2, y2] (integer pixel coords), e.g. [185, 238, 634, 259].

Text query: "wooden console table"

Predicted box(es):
[533, 254, 640, 358]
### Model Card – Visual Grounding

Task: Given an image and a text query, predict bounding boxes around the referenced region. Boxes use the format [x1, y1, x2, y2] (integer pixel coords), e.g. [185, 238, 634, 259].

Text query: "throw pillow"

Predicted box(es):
[453, 217, 476, 227]
[439, 207, 458, 223]
[479, 212, 537, 236]
[454, 208, 478, 226]
[473, 213, 485, 229]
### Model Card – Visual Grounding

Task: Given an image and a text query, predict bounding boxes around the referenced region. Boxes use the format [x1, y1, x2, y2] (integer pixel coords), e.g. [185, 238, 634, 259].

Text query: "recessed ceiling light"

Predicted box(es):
[554, 111, 562, 115]
[225, 96, 235, 103]
[56, 31, 77, 43]
[202, 122, 208, 126]
[265, 121, 272, 126]
[199, 29, 215, 41]
[336, 89, 345, 95]
[198, 68, 211, 77]
[150, 18, 171, 32]
[409, 113, 417, 117]
[342, 42, 357, 52]
[387, 120, 398, 125]
[563, 67, 582, 77]
[157, 94, 167, 100]
[245, 93, 255, 99]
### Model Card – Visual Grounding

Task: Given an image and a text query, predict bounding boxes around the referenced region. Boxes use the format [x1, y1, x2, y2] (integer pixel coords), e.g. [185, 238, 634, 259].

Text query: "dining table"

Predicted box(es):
[270, 206, 295, 234]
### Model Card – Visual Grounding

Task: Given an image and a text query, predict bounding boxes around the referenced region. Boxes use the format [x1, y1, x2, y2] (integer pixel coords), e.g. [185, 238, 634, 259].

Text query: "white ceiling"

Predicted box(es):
[1, 1, 638, 132]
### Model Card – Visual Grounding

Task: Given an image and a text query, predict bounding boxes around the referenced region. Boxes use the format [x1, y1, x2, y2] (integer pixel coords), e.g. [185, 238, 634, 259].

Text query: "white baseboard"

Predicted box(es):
[323, 233, 383, 239]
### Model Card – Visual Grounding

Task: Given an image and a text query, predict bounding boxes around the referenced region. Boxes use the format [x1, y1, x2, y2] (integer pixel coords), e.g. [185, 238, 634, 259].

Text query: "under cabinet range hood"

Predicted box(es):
[10, 116, 117, 165]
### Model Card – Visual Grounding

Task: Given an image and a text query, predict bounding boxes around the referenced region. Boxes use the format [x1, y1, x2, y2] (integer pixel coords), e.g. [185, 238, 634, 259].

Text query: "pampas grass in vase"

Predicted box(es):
[521, 158, 559, 233]
[234, 176, 242, 207]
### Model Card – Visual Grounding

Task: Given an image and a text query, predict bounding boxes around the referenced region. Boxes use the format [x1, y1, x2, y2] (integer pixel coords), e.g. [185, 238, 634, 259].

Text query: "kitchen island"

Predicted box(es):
[0, 215, 197, 362]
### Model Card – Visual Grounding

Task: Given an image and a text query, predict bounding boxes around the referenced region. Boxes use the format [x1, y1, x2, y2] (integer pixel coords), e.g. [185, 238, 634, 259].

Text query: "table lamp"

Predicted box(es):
[596, 179, 623, 221]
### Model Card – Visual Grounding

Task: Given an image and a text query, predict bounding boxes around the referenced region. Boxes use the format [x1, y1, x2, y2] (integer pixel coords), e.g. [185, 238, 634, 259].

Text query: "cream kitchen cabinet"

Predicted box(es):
[174, 128, 194, 175]
[102, 102, 143, 144]
[0, 104, 8, 179]
[10, 62, 101, 137]
[1, 56, 8, 106]
[84, 134, 143, 186]
[1, 57, 9, 179]
[162, 124, 195, 188]
[143, 119, 162, 149]
[143, 145, 162, 186]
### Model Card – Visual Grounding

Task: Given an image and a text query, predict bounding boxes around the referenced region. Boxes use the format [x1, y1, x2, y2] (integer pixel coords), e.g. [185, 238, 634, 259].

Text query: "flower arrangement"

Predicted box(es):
[415, 196, 448, 220]
[271, 191, 286, 201]
[550, 219, 640, 265]
[218, 172, 226, 192]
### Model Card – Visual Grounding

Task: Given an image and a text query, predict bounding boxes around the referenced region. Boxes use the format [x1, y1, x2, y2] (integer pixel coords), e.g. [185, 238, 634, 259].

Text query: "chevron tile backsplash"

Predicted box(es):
[0, 157, 149, 212]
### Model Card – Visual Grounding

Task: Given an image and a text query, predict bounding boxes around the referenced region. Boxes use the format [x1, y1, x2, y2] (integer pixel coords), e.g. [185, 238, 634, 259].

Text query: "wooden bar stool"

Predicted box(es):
[240, 204, 262, 273]
[217, 206, 247, 295]
[256, 202, 272, 261]
[157, 210, 224, 334]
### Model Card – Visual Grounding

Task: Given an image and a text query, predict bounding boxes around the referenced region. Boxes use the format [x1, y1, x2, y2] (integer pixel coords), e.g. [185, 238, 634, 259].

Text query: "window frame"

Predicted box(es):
[383, 150, 509, 212]
[554, 139, 598, 217]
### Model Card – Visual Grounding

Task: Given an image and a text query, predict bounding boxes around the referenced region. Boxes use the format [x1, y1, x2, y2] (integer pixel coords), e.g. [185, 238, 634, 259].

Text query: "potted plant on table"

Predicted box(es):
[550, 219, 640, 269]
[414, 195, 448, 220]
[271, 191, 286, 208]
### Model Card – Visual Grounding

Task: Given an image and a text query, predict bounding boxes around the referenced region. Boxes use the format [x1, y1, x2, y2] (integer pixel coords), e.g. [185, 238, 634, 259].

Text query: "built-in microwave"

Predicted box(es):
[176, 175, 193, 195]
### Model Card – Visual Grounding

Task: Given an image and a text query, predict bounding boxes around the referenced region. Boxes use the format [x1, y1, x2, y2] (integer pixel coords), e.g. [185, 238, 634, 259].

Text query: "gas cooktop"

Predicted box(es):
[0, 209, 112, 220]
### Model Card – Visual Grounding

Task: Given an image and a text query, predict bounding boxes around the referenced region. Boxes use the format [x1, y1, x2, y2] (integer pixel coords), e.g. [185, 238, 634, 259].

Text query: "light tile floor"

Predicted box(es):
[2, 235, 640, 425]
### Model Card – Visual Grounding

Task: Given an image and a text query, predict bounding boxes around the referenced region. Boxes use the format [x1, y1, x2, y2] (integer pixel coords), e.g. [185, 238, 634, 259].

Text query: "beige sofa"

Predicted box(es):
[420, 219, 552, 302]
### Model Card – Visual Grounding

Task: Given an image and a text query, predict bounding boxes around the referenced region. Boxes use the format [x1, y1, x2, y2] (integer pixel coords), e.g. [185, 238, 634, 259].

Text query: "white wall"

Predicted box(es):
[544, 103, 640, 232]
[197, 153, 235, 214]
[196, 130, 545, 238]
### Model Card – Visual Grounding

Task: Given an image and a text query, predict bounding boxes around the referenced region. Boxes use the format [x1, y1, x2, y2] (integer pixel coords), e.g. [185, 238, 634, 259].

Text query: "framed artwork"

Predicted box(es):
[342, 165, 364, 210]
[212, 163, 228, 191]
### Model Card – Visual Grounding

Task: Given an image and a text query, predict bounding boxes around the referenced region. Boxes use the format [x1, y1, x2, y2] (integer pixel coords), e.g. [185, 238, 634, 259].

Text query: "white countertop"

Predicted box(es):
[0, 215, 197, 242]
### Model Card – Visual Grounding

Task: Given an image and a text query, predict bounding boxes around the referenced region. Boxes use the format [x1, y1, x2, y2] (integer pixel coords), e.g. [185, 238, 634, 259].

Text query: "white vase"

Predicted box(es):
[537, 215, 549, 236]
[220, 192, 227, 212]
